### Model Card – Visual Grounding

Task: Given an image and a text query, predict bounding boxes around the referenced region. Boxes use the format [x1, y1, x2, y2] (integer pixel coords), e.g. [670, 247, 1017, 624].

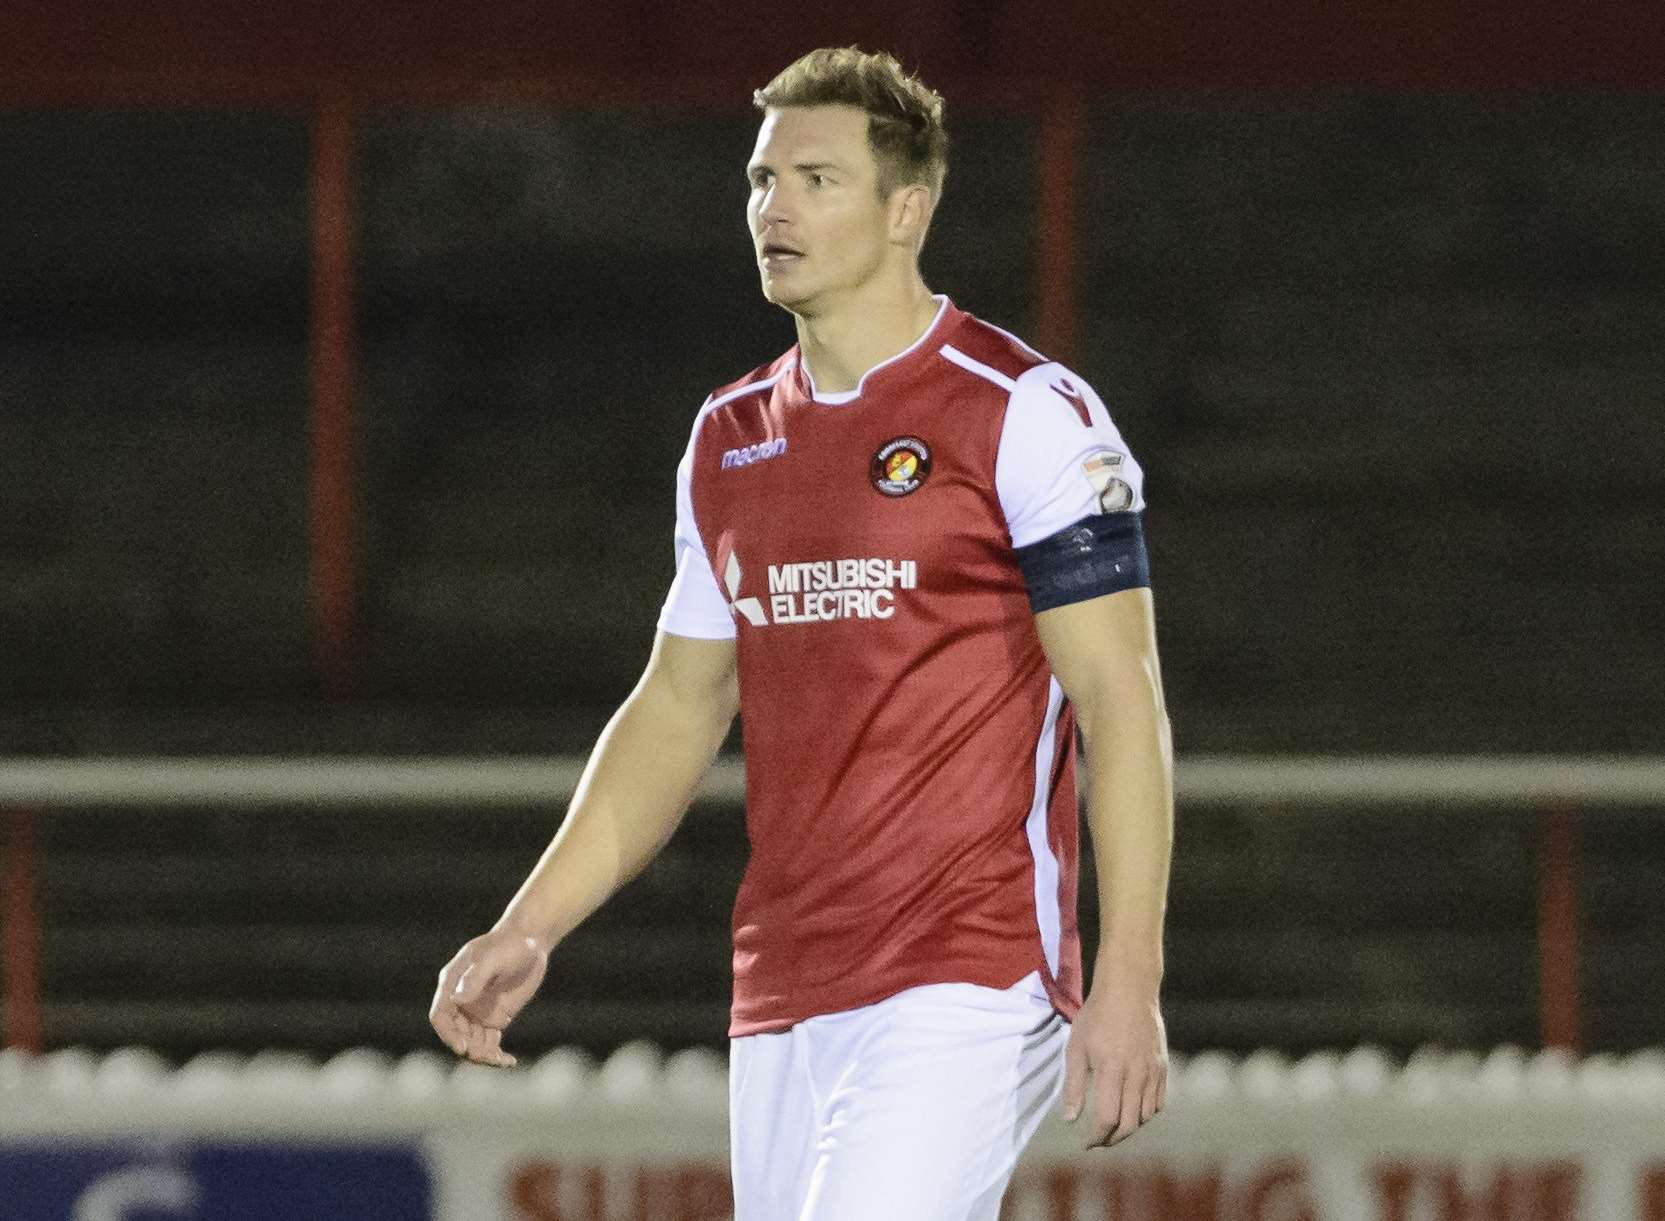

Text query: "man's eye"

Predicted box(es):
[807, 173, 826, 188]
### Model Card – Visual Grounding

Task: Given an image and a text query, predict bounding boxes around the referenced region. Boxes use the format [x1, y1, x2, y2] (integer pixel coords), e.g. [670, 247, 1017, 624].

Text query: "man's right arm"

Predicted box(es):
[429, 629, 737, 1065]
[501, 629, 737, 944]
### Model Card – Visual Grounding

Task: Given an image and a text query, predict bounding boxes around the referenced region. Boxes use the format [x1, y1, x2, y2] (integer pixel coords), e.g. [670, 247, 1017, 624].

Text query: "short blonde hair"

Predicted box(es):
[753, 47, 949, 201]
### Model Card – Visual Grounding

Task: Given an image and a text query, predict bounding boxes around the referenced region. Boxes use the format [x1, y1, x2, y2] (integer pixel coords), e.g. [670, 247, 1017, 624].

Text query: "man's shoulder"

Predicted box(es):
[934, 312, 1054, 393]
[678, 350, 795, 460]
[699, 349, 797, 417]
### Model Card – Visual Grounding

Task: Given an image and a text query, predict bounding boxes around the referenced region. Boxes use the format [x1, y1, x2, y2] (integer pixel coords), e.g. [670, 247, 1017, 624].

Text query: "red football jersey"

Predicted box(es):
[658, 297, 1147, 1035]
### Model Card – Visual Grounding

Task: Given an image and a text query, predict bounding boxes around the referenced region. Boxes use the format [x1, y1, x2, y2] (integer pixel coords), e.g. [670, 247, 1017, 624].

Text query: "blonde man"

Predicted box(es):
[433, 47, 1173, 1220]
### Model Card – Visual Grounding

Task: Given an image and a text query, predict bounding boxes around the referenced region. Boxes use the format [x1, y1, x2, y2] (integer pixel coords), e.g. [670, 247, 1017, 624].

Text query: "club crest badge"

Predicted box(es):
[871, 437, 932, 497]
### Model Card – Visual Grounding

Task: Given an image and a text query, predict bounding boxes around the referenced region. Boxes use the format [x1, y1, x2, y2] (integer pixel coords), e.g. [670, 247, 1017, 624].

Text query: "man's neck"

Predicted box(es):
[794, 276, 940, 396]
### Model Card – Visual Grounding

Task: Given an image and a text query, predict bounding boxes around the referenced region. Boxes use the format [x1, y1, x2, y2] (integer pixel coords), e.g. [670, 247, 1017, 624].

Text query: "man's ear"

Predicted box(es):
[889, 182, 934, 247]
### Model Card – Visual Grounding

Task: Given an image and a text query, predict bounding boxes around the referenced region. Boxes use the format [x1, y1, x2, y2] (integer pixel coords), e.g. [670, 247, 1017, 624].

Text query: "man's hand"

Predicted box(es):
[429, 928, 549, 1067]
[1061, 962, 1168, 1148]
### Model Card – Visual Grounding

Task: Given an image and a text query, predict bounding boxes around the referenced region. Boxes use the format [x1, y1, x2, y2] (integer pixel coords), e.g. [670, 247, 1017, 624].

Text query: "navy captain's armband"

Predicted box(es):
[1015, 512, 1151, 614]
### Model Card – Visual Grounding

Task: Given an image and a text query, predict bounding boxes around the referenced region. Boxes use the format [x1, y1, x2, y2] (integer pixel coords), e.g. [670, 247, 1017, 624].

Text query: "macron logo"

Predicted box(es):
[721, 438, 787, 470]
[1051, 379, 1092, 428]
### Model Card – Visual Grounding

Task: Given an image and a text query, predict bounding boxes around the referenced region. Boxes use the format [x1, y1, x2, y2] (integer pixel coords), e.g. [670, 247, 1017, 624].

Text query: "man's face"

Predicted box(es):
[746, 105, 893, 314]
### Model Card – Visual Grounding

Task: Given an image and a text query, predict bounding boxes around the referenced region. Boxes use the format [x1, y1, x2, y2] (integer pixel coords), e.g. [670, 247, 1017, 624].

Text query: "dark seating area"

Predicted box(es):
[32, 796, 1665, 1059]
[3, 97, 1661, 750]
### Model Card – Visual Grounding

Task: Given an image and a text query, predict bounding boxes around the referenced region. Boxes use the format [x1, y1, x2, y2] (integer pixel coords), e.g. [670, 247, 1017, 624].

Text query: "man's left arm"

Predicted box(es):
[1034, 585, 1173, 1149]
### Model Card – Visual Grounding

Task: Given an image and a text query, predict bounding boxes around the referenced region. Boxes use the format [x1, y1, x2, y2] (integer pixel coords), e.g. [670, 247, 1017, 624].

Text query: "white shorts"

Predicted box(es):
[729, 972, 1068, 1221]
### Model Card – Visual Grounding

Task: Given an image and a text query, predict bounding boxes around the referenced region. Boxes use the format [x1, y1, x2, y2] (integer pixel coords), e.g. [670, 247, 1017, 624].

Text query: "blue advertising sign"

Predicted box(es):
[0, 1142, 432, 1220]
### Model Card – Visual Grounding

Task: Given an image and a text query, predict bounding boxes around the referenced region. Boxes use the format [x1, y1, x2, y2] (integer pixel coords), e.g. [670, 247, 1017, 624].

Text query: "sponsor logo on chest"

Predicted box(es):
[766, 557, 918, 624]
[721, 547, 918, 628]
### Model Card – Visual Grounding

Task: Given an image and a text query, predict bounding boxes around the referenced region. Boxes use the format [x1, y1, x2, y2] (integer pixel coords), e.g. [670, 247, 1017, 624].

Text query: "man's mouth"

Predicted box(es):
[761, 242, 803, 264]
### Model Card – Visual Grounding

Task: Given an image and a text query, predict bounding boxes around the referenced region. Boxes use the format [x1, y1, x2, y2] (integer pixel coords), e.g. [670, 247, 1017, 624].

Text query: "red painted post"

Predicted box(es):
[309, 97, 358, 694]
[1, 809, 43, 1053]
[1034, 90, 1083, 367]
[1537, 804, 1581, 1052]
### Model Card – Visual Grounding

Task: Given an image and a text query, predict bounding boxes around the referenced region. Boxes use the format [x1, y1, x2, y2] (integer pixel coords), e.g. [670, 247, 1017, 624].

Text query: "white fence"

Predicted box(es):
[2, 1044, 1663, 1219]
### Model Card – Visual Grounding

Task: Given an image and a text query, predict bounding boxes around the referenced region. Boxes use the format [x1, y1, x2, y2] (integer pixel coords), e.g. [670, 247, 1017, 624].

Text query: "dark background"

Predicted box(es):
[1, 1, 1662, 1057]
[1, 0, 1661, 754]
[3, 103, 1661, 754]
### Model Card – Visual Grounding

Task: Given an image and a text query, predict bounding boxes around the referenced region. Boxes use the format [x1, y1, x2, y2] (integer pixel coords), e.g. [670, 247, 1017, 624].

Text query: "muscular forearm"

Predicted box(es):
[496, 668, 734, 949]
[1077, 686, 1173, 978]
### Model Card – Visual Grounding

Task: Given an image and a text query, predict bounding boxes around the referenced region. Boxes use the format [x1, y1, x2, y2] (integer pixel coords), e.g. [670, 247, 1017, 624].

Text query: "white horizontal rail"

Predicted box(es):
[1177, 755, 1665, 806]
[0, 755, 1663, 808]
[4, 1043, 1663, 1110]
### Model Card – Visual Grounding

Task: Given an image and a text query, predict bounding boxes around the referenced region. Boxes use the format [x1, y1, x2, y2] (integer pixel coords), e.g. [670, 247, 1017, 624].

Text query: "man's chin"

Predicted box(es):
[760, 276, 816, 312]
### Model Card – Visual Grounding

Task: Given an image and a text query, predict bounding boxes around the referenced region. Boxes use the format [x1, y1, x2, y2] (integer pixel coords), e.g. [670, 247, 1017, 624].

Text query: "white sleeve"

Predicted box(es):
[656, 403, 737, 640]
[995, 362, 1147, 550]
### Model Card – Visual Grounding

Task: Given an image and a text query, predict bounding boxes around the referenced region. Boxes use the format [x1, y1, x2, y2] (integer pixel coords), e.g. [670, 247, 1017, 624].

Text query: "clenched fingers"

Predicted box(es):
[459, 1013, 516, 1068]
[1085, 1064, 1124, 1147]
[429, 982, 469, 1056]
[1082, 1058, 1168, 1149]
[1102, 1059, 1167, 1149]
[1061, 1031, 1089, 1121]
[1141, 1067, 1162, 1123]
[1106, 1071, 1144, 1148]
[431, 971, 515, 1067]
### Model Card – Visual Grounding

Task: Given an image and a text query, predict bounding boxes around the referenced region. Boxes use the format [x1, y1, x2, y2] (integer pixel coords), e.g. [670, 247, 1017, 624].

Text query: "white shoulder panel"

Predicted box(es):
[994, 362, 1146, 550]
[656, 396, 738, 640]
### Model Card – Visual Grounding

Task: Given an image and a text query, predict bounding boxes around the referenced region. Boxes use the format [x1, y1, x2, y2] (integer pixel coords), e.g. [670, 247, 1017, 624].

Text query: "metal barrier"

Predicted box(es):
[5, 753, 1665, 1056]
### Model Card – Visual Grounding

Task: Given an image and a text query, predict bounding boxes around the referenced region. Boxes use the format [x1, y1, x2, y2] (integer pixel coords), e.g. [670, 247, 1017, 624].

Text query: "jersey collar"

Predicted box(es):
[791, 294, 959, 406]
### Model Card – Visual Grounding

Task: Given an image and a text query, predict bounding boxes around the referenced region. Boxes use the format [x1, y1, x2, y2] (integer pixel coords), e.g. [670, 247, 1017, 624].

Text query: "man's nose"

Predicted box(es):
[759, 181, 793, 225]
